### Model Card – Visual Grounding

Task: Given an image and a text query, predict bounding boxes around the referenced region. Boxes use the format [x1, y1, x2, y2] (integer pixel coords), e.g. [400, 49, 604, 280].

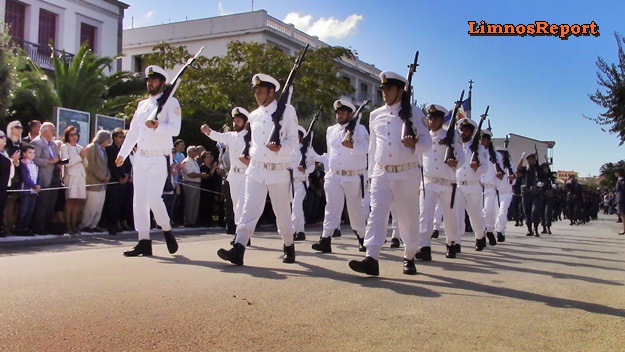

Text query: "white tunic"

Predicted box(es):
[326, 123, 369, 181]
[422, 128, 464, 181]
[206, 129, 249, 182]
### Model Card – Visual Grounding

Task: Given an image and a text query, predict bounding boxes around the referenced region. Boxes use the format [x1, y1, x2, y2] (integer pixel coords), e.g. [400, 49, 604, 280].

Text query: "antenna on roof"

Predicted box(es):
[252, 1, 254, 11]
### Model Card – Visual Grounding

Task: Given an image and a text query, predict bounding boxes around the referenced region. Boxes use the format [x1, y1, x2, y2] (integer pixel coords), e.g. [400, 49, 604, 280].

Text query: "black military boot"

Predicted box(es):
[217, 243, 246, 265]
[163, 230, 178, 254]
[547, 227, 552, 234]
[124, 240, 153, 257]
[348, 256, 379, 276]
[541, 225, 547, 234]
[533, 225, 540, 237]
[431, 230, 439, 239]
[475, 237, 486, 251]
[454, 243, 462, 253]
[486, 232, 497, 246]
[390, 238, 400, 248]
[415, 246, 432, 261]
[403, 258, 417, 275]
[332, 228, 341, 238]
[446, 243, 457, 259]
[496, 232, 505, 242]
[312, 236, 332, 253]
[283, 244, 296, 263]
[355, 231, 366, 252]
[526, 225, 534, 236]
[294, 232, 306, 241]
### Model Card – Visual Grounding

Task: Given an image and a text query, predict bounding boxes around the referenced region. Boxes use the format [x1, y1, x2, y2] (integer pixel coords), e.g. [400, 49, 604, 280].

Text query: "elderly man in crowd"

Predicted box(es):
[31, 122, 61, 235]
[80, 130, 111, 233]
[181, 145, 204, 227]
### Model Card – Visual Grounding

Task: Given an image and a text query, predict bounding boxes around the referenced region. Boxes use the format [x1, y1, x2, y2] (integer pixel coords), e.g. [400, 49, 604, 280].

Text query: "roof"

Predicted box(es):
[508, 133, 556, 148]
[104, 0, 129, 9]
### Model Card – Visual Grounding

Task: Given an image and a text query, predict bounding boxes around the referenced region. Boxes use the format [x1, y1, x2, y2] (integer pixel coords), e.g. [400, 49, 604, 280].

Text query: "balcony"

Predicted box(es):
[13, 39, 74, 71]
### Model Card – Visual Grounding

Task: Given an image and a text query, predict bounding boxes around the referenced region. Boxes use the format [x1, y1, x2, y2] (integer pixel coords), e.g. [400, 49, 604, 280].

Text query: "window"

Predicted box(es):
[134, 56, 144, 75]
[80, 23, 97, 52]
[38, 10, 57, 51]
[359, 82, 369, 101]
[5, 0, 26, 40]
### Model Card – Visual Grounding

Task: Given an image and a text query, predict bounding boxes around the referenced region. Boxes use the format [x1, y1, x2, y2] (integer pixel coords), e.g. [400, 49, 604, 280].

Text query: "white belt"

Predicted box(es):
[252, 160, 288, 171]
[482, 183, 497, 189]
[293, 177, 307, 182]
[139, 149, 170, 157]
[232, 167, 247, 174]
[375, 161, 418, 173]
[330, 169, 365, 176]
[424, 176, 453, 186]
[457, 179, 480, 186]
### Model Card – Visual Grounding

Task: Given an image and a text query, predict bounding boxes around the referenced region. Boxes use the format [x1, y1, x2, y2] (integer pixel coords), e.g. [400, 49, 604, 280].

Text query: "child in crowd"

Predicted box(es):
[15, 145, 41, 235]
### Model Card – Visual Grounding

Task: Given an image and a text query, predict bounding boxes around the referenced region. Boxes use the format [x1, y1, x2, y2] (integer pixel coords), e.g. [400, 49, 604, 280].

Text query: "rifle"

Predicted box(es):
[240, 123, 252, 158]
[487, 119, 505, 179]
[399, 51, 419, 146]
[299, 106, 323, 169]
[266, 43, 310, 147]
[147, 46, 204, 125]
[534, 144, 540, 165]
[342, 96, 372, 147]
[469, 105, 489, 166]
[442, 90, 465, 163]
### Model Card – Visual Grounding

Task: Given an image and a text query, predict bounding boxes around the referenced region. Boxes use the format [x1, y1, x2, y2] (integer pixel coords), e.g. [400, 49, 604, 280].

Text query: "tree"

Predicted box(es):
[0, 23, 20, 123]
[139, 41, 356, 150]
[599, 159, 625, 188]
[586, 32, 625, 145]
[11, 43, 138, 122]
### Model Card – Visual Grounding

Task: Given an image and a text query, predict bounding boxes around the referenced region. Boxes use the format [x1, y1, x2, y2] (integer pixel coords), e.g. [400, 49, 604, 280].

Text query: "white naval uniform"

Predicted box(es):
[495, 160, 515, 235]
[234, 100, 298, 246]
[455, 141, 489, 244]
[321, 123, 369, 238]
[117, 93, 181, 240]
[433, 202, 443, 232]
[364, 103, 432, 260]
[419, 128, 464, 247]
[481, 151, 501, 233]
[205, 129, 249, 225]
[289, 144, 318, 233]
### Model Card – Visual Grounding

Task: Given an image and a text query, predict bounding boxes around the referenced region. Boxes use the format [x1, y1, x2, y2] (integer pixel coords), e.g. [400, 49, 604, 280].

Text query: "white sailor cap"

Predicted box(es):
[425, 104, 448, 117]
[457, 118, 477, 130]
[231, 107, 250, 121]
[482, 129, 493, 137]
[251, 73, 281, 92]
[297, 126, 307, 136]
[145, 65, 169, 82]
[379, 71, 407, 88]
[0, 130, 5, 138]
[525, 152, 536, 159]
[333, 99, 356, 112]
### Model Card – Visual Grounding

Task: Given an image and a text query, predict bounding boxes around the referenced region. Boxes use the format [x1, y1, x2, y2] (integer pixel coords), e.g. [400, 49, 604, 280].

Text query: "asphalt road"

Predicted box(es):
[0, 214, 624, 352]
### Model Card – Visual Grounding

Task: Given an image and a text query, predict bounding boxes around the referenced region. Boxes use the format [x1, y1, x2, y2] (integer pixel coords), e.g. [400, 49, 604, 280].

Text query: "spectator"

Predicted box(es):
[59, 126, 87, 236]
[172, 139, 186, 225]
[79, 130, 111, 233]
[181, 146, 202, 227]
[31, 122, 61, 235]
[22, 120, 41, 146]
[4, 120, 23, 234]
[199, 150, 220, 227]
[615, 169, 625, 235]
[0, 131, 18, 237]
[15, 145, 40, 235]
[105, 128, 131, 235]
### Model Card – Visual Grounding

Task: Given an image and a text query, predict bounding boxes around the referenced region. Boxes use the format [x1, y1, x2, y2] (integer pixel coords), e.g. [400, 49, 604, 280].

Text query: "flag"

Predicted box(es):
[460, 94, 471, 120]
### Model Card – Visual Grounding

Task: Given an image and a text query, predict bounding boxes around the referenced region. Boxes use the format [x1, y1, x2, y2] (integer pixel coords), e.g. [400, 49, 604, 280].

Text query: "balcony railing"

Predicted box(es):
[12, 39, 74, 70]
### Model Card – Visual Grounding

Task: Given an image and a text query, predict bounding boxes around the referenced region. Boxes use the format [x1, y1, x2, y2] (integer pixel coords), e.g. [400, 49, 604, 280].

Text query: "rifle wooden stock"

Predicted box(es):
[469, 105, 489, 166]
[266, 44, 310, 147]
[341, 97, 372, 146]
[399, 51, 419, 142]
[299, 106, 323, 169]
[443, 90, 465, 163]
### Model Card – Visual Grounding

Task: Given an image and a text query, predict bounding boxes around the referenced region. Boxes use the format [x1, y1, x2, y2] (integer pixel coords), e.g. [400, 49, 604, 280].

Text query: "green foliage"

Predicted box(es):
[139, 41, 357, 150]
[0, 23, 20, 122]
[586, 32, 625, 145]
[599, 159, 625, 188]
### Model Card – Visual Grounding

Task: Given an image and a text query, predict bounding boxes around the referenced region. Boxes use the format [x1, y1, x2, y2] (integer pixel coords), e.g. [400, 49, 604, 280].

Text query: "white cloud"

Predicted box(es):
[218, 1, 230, 16]
[145, 11, 154, 19]
[283, 12, 363, 41]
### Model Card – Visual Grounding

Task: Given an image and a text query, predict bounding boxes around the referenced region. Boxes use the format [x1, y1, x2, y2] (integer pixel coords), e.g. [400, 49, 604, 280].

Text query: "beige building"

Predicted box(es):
[121, 10, 383, 107]
[2, 0, 129, 71]
[492, 133, 555, 168]
[557, 170, 579, 183]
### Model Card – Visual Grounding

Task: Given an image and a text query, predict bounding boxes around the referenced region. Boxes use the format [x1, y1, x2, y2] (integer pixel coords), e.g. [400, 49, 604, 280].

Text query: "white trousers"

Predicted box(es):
[390, 211, 400, 239]
[419, 183, 459, 247]
[291, 180, 307, 233]
[455, 185, 486, 244]
[80, 190, 106, 229]
[364, 175, 420, 260]
[433, 203, 443, 231]
[133, 155, 172, 240]
[483, 188, 498, 232]
[495, 193, 513, 234]
[229, 176, 246, 225]
[322, 176, 366, 238]
[235, 177, 295, 246]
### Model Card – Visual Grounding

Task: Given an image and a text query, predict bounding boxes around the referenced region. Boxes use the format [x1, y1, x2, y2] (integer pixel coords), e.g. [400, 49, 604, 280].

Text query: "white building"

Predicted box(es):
[492, 133, 555, 167]
[2, 0, 128, 71]
[121, 10, 383, 107]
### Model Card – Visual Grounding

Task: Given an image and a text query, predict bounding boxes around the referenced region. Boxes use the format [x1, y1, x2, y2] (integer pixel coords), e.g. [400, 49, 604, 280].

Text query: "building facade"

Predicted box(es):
[121, 10, 383, 108]
[2, 0, 128, 71]
[557, 170, 579, 183]
[491, 133, 556, 168]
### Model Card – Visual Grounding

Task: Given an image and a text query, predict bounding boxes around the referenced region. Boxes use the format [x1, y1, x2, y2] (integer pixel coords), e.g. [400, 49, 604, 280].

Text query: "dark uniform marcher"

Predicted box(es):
[217, 73, 299, 266]
[349, 71, 432, 276]
[565, 174, 583, 225]
[540, 162, 555, 234]
[615, 168, 625, 235]
[517, 152, 546, 237]
[116, 65, 180, 256]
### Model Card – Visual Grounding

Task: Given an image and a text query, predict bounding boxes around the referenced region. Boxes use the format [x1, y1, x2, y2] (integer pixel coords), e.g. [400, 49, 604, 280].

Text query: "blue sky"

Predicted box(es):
[122, 0, 625, 176]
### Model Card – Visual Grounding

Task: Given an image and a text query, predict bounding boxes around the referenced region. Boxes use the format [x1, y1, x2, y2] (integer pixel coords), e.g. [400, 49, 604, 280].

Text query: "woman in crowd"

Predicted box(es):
[59, 126, 88, 236]
[4, 120, 23, 233]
